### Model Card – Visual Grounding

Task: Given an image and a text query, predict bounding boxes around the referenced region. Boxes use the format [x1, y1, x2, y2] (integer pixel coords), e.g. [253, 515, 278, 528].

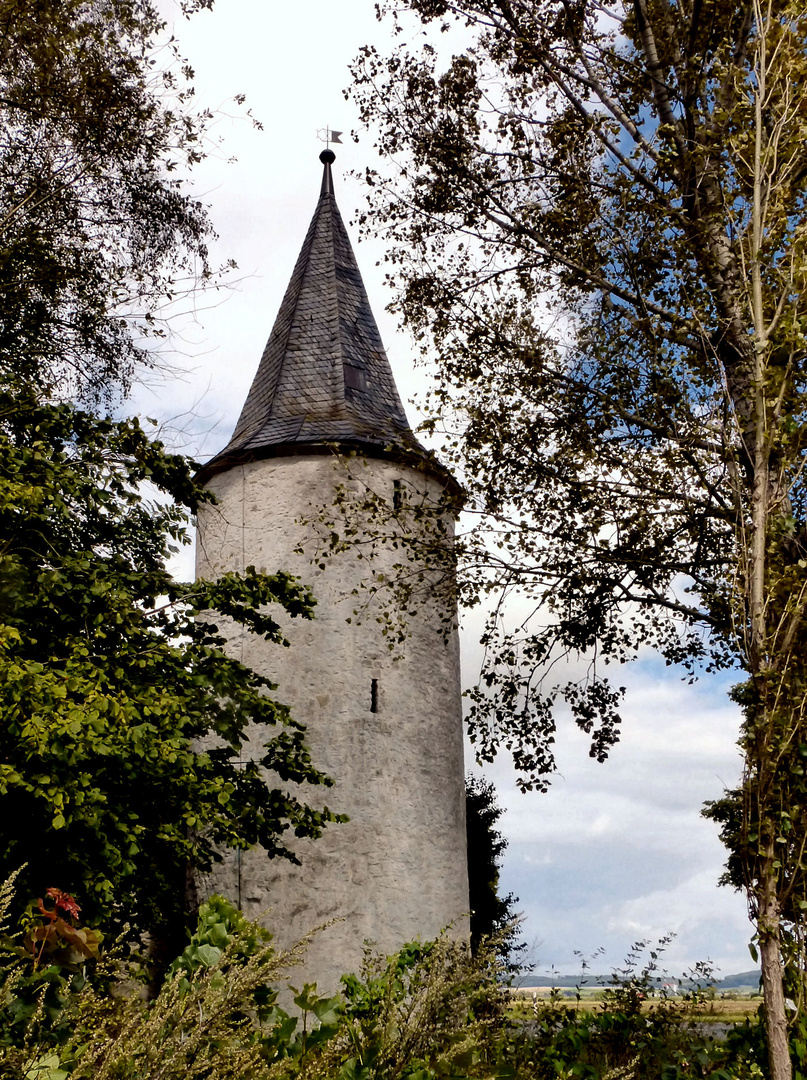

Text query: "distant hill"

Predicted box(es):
[517, 970, 761, 990]
[716, 970, 760, 989]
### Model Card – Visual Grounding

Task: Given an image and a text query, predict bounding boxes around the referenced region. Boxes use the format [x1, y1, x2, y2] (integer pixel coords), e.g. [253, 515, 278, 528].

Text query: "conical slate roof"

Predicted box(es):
[199, 151, 430, 480]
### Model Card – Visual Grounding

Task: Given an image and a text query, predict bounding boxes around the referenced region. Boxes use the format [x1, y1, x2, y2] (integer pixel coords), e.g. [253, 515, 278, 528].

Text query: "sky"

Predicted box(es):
[138, 0, 754, 981]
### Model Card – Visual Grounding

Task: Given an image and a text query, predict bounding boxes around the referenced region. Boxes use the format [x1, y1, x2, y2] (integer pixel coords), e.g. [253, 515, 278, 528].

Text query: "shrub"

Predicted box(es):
[0, 890, 785, 1080]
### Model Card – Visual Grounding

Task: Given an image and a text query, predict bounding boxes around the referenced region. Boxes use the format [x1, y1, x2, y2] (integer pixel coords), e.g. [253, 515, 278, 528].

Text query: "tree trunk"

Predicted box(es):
[759, 850, 792, 1080]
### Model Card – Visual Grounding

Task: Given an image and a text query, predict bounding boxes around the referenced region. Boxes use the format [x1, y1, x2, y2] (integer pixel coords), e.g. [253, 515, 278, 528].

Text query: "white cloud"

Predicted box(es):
[602, 869, 753, 976]
[589, 814, 615, 838]
[470, 659, 746, 972]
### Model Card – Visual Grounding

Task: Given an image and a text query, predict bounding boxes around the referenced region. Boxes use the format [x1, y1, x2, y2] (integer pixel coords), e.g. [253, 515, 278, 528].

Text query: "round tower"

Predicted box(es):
[195, 151, 468, 991]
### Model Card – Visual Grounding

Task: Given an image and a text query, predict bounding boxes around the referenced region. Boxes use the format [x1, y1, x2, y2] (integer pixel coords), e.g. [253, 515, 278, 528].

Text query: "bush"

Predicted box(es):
[0, 890, 784, 1080]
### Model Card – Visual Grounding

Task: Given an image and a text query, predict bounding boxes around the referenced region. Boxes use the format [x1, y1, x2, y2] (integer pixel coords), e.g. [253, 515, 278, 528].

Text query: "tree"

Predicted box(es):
[465, 775, 526, 972]
[0, 0, 338, 956]
[350, 1, 807, 1075]
[0, 382, 341, 946]
[0, 0, 228, 403]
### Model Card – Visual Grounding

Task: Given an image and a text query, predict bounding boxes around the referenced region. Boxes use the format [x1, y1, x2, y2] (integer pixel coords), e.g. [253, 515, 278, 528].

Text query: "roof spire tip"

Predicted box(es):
[320, 149, 335, 165]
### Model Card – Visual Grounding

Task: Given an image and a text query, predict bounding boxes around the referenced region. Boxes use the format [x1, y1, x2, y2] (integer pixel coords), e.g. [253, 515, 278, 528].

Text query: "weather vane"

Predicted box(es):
[317, 127, 343, 148]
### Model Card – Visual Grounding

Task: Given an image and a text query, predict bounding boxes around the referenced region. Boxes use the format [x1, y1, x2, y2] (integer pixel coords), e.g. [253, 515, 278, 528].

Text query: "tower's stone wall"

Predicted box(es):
[195, 451, 468, 991]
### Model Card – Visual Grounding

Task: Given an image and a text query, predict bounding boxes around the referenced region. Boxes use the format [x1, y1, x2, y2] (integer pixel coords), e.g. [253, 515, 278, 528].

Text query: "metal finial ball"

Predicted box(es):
[320, 149, 336, 165]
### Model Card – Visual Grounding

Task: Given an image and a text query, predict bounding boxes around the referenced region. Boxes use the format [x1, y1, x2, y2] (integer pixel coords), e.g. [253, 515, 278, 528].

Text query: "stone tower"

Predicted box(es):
[194, 151, 468, 991]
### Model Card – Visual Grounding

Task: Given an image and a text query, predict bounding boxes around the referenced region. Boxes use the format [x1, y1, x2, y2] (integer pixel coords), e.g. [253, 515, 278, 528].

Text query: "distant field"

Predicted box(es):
[508, 989, 761, 1025]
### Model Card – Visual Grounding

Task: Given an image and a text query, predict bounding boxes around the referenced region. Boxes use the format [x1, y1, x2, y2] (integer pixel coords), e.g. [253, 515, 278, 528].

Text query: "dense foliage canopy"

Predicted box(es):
[0, 386, 339, 936]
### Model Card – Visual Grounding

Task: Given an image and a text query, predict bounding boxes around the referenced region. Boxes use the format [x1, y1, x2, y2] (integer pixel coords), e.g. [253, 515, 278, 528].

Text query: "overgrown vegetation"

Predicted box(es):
[0, 887, 789, 1080]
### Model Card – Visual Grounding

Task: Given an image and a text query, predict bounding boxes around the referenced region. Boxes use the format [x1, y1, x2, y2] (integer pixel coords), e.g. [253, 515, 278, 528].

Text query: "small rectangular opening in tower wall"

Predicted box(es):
[393, 479, 403, 511]
[371, 678, 379, 713]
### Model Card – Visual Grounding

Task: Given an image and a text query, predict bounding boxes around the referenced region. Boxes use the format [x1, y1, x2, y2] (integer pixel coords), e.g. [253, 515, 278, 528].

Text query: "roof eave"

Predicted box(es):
[195, 438, 464, 503]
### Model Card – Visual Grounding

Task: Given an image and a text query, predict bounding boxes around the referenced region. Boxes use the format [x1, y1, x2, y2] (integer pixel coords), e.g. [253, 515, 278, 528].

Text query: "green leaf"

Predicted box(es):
[193, 943, 222, 968]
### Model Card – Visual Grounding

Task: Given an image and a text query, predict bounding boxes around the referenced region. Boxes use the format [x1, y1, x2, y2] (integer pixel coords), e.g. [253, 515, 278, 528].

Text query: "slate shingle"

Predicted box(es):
[201, 154, 432, 477]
